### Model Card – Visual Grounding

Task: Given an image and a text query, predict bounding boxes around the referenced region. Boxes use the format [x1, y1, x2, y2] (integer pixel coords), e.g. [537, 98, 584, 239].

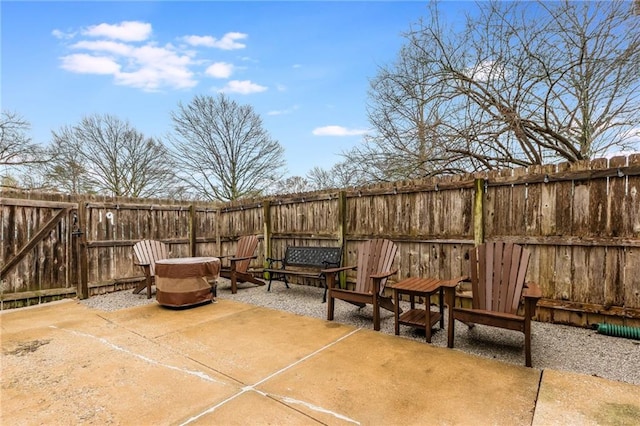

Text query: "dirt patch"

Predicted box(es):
[4, 339, 51, 356]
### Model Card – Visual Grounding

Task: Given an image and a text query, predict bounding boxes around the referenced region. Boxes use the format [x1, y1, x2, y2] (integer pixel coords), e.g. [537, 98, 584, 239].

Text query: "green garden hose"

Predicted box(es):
[595, 323, 640, 340]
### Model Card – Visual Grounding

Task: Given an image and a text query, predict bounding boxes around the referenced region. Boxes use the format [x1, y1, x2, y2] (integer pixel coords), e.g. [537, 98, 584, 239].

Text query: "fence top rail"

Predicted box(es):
[0, 198, 78, 209]
[486, 164, 640, 187]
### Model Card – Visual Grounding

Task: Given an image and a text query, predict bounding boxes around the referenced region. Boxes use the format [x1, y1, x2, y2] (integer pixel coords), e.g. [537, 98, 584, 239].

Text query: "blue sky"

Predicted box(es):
[2, 1, 462, 177]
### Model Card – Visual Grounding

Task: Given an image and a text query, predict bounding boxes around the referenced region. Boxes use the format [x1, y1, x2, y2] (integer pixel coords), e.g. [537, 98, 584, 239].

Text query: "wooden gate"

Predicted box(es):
[1, 198, 80, 308]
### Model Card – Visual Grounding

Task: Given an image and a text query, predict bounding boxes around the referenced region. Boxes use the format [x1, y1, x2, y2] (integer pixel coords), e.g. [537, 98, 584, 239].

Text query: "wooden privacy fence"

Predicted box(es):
[2, 155, 639, 327]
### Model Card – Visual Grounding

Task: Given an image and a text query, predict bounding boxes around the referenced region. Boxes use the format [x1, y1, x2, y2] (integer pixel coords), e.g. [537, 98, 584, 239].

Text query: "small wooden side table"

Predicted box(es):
[391, 277, 447, 343]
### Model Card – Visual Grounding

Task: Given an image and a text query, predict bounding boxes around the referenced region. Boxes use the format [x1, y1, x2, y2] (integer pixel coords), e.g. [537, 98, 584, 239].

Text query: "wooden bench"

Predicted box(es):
[264, 246, 342, 302]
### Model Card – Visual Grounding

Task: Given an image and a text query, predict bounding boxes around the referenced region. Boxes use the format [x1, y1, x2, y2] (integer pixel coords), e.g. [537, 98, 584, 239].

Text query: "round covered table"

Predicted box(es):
[155, 257, 220, 307]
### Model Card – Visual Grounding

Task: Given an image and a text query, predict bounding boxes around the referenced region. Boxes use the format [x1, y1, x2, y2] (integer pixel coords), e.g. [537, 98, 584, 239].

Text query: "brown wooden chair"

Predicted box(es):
[445, 242, 542, 367]
[323, 239, 399, 331]
[219, 235, 265, 294]
[133, 239, 169, 299]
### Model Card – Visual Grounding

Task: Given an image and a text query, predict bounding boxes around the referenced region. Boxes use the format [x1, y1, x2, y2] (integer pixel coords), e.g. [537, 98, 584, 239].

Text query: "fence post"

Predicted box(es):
[338, 190, 347, 288]
[189, 205, 196, 257]
[474, 178, 485, 246]
[263, 200, 272, 277]
[262, 200, 272, 260]
[77, 199, 89, 299]
[215, 208, 221, 255]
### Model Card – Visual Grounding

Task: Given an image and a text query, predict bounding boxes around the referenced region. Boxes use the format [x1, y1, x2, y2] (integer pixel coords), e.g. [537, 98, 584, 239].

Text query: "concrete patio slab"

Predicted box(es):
[533, 369, 640, 426]
[1, 298, 639, 425]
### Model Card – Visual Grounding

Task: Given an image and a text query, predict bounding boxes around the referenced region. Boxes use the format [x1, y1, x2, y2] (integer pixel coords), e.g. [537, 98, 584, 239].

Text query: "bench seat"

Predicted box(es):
[265, 246, 342, 302]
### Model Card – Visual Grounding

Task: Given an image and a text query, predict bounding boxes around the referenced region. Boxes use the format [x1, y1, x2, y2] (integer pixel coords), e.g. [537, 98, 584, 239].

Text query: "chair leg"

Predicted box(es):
[524, 317, 532, 367]
[524, 297, 537, 367]
[230, 263, 237, 294]
[373, 307, 380, 331]
[446, 288, 455, 348]
[146, 276, 153, 299]
[327, 293, 335, 321]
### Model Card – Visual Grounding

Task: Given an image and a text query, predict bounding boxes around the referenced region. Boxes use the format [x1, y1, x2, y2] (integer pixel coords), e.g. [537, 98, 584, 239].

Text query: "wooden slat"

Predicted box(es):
[499, 242, 514, 313]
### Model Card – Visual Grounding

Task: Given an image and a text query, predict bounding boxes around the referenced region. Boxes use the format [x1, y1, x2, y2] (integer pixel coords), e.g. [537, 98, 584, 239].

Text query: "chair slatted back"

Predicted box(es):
[354, 239, 398, 295]
[470, 242, 530, 314]
[133, 240, 168, 277]
[234, 235, 259, 273]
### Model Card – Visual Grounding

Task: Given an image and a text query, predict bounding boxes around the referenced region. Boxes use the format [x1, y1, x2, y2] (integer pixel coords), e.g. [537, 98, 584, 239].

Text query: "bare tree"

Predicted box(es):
[269, 176, 311, 195]
[0, 111, 46, 166]
[169, 94, 286, 202]
[351, 0, 640, 177]
[50, 114, 177, 197]
[0, 111, 50, 186]
[43, 128, 93, 194]
[307, 162, 369, 190]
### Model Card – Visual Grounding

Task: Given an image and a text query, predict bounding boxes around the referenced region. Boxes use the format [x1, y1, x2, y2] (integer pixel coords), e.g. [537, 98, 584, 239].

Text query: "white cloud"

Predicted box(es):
[466, 60, 509, 82]
[219, 80, 267, 94]
[83, 21, 152, 42]
[205, 62, 234, 78]
[312, 126, 368, 136]
[64, 38, 196, 90]
[182, 35, 215, 46]
[116, 45, 195, 90]
[267, 105, 299, 116]
[183, 32, 247, 50]
[52, 29, 75, 39]
[60, 54, 121, 74]
[72, 40, 133, 56]
[292, 64, 302, 69]
[56, 21, 252, 91]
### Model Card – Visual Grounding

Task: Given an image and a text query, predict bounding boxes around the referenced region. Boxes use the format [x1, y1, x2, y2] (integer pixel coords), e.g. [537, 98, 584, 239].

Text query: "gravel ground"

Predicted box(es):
[81, 279, 640, 386]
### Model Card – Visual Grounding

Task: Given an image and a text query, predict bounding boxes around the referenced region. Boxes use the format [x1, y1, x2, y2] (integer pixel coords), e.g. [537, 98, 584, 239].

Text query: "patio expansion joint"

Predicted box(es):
[531, 369, 545, 426]
[48, 325, 228, 386]
[179, 327, 364, 426]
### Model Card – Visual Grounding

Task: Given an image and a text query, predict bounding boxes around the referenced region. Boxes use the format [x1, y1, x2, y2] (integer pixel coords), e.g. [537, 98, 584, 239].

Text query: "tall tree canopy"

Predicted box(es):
[169, 94, 286, 202]
[49, 114, 176, 197]
[347, 0, 640, 181]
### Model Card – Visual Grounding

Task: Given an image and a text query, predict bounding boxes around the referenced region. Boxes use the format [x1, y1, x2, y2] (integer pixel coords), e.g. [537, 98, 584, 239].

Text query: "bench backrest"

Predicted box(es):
[284, 246, 342, 268]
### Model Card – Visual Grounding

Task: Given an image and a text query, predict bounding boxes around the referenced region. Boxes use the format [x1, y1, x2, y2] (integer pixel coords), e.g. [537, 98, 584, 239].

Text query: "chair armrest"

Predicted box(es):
[440, 275, 469, 288]
[321, 265, 356, 274]
[230, 255, 257, 262]
[523, 282, 542, 299]
[134, 262, 150, 267]
[370, 268, 398, 280]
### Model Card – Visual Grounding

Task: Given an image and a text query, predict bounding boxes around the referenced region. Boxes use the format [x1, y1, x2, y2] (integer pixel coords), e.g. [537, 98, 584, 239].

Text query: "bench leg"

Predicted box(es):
[267, 273, 290, 292]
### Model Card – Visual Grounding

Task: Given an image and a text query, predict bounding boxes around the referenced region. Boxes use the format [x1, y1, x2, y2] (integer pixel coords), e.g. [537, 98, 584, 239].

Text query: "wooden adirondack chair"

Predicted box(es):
[133, 240, 169, 299]
[445, 242, 542, 367]
[219, 235, 265, 294]
[323, 239, 399, 331]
